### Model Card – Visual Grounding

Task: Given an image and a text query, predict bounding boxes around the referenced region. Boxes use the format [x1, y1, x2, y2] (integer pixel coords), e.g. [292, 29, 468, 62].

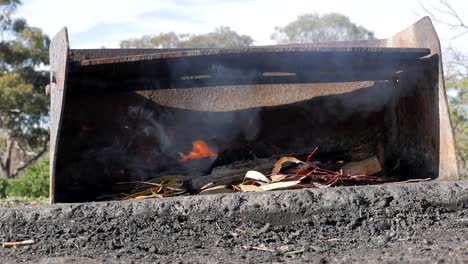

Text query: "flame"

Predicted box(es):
[179, 140, 217, 162]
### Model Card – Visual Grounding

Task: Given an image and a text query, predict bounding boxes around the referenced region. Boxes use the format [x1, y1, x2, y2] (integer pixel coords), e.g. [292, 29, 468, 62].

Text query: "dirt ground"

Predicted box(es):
[0, 181, 467, 263]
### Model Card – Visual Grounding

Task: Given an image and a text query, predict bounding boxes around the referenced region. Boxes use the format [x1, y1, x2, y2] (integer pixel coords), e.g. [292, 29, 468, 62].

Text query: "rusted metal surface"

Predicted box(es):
[388, 17, 459, 180]
[68, 48, 429, 94]
[69, 40, 389, 62]
[49, 28, 69, 204]
[135, 81, 390, 111]
[77, 47, 429, 66]
[69, 48, 189, 62]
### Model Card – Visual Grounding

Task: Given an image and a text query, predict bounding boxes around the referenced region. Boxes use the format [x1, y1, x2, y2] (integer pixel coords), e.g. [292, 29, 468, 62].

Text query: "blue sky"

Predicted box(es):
[17, 0, 468, 51]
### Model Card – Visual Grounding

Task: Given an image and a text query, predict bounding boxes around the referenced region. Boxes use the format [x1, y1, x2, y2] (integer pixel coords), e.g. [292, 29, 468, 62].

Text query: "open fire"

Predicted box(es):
[179, 140, 217, 162]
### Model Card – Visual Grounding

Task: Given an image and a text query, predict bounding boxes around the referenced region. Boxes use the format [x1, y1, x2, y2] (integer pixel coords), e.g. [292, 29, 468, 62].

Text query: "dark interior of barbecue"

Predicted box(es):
[54, 48, 440, 202]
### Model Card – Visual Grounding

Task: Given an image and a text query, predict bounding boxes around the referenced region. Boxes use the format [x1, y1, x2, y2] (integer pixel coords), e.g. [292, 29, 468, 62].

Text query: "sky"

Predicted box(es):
[17, 0, 468, 51]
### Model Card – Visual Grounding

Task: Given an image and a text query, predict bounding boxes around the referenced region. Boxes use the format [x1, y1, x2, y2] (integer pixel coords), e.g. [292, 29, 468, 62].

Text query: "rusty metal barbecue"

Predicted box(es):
[48, 17, 459, 203]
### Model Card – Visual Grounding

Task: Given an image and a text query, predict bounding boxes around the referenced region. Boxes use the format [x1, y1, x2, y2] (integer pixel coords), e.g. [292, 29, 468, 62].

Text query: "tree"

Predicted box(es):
[120, 26, 253, 48]
[120, 32, 179, 49]
[271, 13, 375, 44]
[448, 76, 468, 172]
[0, 0, 50, 178]
[421, 0, 468, 175]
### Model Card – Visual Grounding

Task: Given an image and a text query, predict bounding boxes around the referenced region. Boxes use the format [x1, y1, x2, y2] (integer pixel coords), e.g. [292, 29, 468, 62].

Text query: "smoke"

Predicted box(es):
[125, 105, 172, 153]
[67, 80, 406, 186]
[67, 99, 261, 187]
[63, 52, 422, 195]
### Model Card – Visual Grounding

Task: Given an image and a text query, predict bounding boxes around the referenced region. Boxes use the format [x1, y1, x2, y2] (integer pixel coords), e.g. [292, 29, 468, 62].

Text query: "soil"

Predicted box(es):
[0, 181, 467, 263]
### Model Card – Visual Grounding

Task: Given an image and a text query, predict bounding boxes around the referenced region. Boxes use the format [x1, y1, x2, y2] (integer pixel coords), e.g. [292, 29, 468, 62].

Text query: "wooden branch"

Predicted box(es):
[420, 0, 468, 39]
[0, 152, 5, 171]
[11, 138, 49, 178]
[450, 31, 468, 40]
[0, 130, 7, 174]
[440, 0, 468, 30]
[1, 135, 14, 178]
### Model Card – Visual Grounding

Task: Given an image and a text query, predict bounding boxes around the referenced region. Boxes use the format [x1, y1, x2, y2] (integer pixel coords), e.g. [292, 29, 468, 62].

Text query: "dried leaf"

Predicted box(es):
[161, 181, 181, 189]
[270, 174, 287, 182]
[200, 183, 214, 190]
[342, 156, 381, 176]
[399, 178, 432, 183]
[199, 185, 234, 195]
[118, 181, 163, 187]
[122, 179, 186, 200]
[123, 186, 161, 200]
[151, 175, 180, 184]
[163, 185, 187, 197]
[259, 181, 301, 191]
[242, 179, 257, 185]
[238, 184, 264, 192]
[245, 170, 270, 183]
[283, 175, 307, 182]
[133, 193, 163, 200]
[272, 157, 304, 175]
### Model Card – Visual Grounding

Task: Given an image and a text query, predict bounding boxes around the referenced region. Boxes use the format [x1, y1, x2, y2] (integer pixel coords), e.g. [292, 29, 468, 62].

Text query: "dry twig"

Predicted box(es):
[3, 240, 35, 248]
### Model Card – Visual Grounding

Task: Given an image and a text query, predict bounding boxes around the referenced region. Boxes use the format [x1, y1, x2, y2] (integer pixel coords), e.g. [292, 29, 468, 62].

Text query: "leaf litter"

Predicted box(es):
[121, 147, 429, 200]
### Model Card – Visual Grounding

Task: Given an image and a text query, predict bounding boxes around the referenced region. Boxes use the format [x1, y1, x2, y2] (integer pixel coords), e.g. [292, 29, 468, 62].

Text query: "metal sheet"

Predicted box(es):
[388, 17, 459, 180]
[135, 81, 390, 111]
[49, 27, 69, 203]
[68, 48, 427, 93]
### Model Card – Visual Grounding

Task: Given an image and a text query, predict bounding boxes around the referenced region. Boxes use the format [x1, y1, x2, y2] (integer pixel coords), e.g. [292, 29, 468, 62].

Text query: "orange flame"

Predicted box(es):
[179, 140, 217, 162]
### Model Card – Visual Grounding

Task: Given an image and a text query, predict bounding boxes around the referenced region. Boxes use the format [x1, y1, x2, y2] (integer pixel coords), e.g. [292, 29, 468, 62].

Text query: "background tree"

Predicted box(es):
[0, 0, 50, 178]
[271, 13, 375, 44]
[120, 26, 253, 48]
[421, 0, 468, 175]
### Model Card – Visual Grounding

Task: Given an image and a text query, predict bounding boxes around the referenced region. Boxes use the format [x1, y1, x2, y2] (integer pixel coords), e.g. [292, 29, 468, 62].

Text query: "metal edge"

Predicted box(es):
[49, 27, 70, 203]
[77, 47, 431, 67]
[387, 17, 460, 180]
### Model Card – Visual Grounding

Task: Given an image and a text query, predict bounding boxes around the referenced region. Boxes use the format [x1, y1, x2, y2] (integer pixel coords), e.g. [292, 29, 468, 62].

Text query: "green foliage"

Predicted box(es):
[5, 156, 49, 198]
[120, 26, 253, 48]
[0, 74, 47, 144]
[121, 32, 179, 49]
[0, 176, 7, 198]
[447, 76, 468, 174]
[0, 0, 50, 178]
[271, 13, 375, 44]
